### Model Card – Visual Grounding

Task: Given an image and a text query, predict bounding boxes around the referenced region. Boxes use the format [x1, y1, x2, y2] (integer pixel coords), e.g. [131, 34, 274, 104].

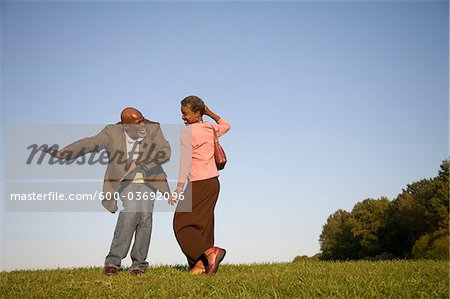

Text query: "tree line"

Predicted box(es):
[318, 160, 449, 260]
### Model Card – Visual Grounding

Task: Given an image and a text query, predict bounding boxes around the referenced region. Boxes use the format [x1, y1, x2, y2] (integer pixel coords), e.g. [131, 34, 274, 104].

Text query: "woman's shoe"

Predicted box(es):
[207, 247, 226, 275]
[190, 259, 206, 275]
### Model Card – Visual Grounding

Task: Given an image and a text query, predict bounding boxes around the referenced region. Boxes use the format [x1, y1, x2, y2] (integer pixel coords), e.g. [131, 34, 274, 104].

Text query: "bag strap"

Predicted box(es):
[211, 123, 219, 143]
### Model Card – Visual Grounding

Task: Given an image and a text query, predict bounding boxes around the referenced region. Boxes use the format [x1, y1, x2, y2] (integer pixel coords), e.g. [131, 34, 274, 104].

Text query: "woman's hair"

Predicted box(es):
[181, 95, 206, 115]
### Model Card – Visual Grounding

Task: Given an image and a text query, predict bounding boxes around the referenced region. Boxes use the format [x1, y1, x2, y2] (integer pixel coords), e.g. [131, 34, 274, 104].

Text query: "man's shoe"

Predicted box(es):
[103, 266, 118, 276]
[130, 269, 144, 276]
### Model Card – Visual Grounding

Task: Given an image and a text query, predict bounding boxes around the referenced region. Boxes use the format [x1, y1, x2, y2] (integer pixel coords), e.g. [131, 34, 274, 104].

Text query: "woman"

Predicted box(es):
[170, 95, 230, 275]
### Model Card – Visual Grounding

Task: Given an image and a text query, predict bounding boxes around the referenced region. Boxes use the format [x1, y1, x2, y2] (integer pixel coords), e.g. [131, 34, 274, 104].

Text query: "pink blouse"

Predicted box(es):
[178, 118, 230, 185]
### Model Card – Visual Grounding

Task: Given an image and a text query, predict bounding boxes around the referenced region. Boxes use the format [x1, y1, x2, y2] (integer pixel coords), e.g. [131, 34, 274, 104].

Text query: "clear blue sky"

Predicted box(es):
[1, 1, 448, 270]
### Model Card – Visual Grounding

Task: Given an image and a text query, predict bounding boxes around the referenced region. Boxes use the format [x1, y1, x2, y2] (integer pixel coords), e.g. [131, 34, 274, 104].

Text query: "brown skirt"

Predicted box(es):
[173, 176, 220, 267]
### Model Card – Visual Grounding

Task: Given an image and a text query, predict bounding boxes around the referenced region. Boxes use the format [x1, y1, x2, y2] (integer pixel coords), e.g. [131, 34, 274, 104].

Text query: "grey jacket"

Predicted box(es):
[61, 122, 171, 213]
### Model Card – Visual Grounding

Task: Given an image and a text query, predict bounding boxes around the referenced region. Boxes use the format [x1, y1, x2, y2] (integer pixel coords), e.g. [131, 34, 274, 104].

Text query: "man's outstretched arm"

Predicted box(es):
[42, 126, 110, 160]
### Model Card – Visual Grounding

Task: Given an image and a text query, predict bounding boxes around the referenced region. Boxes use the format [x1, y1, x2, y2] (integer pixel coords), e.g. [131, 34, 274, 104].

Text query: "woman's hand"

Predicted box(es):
[204, 105, 221, 123]
[168, 191, 178, 206]
[169, 189, 182, 206]
[169, 185, 184, 206]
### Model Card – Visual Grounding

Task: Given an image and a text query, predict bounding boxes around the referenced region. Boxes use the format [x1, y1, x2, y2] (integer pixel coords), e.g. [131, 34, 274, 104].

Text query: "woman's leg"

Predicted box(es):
[173, 178, 220, 265]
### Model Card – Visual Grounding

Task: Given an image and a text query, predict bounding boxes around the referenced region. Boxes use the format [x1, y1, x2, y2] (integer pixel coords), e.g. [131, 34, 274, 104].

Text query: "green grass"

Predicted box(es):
[1, 260, 448, 298]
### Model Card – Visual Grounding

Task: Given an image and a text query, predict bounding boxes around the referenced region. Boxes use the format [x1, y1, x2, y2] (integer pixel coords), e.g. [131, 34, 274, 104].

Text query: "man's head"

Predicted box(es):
[121, 107, 145, 124]
[120, 107, 146, 139]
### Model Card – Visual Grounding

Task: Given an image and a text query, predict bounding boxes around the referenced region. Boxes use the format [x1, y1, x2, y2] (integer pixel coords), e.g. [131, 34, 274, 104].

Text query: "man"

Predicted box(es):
[43, 107, 171, 276]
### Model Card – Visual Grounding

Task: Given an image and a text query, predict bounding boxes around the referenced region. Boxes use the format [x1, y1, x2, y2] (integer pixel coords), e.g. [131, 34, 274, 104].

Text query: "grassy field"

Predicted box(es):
[1, 260, 448, 298]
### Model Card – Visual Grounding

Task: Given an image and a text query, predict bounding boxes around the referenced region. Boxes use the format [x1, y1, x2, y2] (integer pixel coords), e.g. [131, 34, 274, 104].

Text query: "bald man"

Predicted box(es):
[43, 107, 171, 276]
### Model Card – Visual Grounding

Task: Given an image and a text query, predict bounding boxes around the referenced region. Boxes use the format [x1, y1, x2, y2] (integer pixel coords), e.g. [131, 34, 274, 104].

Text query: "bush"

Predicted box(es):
[412, 229, 449, 260]
[292, 254, 321, 262]
[365, 252, 395, 261]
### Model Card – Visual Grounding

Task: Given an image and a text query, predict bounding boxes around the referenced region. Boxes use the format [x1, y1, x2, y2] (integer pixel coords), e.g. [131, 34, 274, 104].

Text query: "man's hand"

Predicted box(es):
[118, 160, 138, 182]
[41, 146, 69, 159]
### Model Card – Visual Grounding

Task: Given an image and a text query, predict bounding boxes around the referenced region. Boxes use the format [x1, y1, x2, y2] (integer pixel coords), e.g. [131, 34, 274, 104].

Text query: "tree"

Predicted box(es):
[390, 160, 449, 257]
[350, 197, 392, 258]
[318, 160, 449, 260]
[319, 209, 359, 260]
